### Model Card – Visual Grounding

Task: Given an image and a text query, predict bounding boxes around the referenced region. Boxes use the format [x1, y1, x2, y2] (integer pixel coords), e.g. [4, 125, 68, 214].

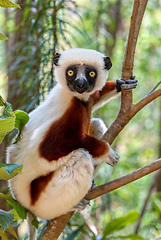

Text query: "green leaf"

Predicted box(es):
[31, 214, 39, 229]
[64, 226, 83, 240]
[0, 227, 8, 240]
[7, 199, 27, 219]
[0, 193, 27, 219]
[0, 115, 15, 143]
[152, 198, 161, 214]
[14, 110, 29, 143]
[0, 96, 29, 143]
[0, 193, 16, 202]
[9, 209, 22, 221]
[0, 33, 8, 40]
[0, 96, 10, 108]
[0, 96, 15, 143]
[114, 234, 145, 240]
[103, 211, 139, 238]
[0, 0, 21, 8]
[2, 103, 13, 118]
[0, 209, 14, 232]
[0, 96, 4, 105]
[5, 225, 18, 239]
[0, 164, 23, 180]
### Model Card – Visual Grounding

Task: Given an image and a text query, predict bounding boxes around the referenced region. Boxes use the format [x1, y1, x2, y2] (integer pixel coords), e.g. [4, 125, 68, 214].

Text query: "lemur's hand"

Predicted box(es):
[116, 76, 138, 92]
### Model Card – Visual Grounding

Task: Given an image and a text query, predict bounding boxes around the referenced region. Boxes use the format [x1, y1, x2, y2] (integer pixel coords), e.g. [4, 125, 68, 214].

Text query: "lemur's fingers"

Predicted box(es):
[91, 180, 97, 189]
[116, 76, 138, 92]
[116, 79, 124, 92]
[130, 75, 136, 80]
[121, 82, 137, 90]
[124, 75, 138, 89]
[125, 79, 138, 84]
[116, 79, 124, 84]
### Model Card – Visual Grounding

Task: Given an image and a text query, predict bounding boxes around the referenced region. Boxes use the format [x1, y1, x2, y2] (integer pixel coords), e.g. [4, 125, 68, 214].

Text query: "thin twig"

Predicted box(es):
[146, 80, 161, 96]
[103, 87, 161, 145]
[132, 89, 161, 117]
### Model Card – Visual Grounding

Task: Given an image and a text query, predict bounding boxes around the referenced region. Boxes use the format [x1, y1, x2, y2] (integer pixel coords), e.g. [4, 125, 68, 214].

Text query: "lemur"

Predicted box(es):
[7, 48, 137, 220]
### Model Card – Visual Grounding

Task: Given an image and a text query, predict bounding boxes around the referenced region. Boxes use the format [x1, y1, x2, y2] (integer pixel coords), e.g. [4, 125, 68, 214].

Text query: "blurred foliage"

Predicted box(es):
[0, 0, 161, 239]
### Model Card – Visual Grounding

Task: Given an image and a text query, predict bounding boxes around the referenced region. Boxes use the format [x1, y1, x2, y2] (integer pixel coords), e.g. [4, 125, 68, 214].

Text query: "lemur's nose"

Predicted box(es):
[76, 79, 86, 88]
[74, 79, 87, 93]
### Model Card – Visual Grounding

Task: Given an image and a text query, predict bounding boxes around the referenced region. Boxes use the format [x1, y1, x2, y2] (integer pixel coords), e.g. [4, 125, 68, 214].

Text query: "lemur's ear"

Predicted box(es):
[53, 53, 61, 66]
[104, 56, 112, 70]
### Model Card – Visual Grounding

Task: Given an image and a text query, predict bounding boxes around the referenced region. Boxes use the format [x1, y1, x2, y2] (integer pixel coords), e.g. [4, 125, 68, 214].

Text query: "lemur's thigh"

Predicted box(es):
[31, 149, 94, 220]
[90, 118, 107, 139]
[90, 118, 119, 173]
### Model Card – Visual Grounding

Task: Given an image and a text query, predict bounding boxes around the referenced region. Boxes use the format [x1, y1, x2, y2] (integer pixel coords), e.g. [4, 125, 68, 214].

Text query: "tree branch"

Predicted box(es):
[40, 0, 151, 239]
[132, 88, 161, 116]
[41, 158, 161, 240]
[102, 87, 161, 144]
[146, 79, 161, 96]
[86, 158, 161, 200]
[40, 212, 74, 240]
[121, 0, 148, 81]
[102, 0, 148, 144]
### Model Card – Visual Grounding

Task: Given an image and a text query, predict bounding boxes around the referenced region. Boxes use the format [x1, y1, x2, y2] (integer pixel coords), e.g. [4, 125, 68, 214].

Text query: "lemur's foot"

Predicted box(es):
[71, 198, 90, 211]
[116, 76, 138, 91]
[106, 144, 120, 167]
[91, 180, 97, 189]
[94, 143, 120, 167]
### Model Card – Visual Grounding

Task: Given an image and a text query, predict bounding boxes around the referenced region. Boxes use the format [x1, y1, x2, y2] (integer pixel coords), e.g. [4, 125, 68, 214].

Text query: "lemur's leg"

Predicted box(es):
[72, 120, 120, 212]
[30, 149, 94, 218]
[90, 118, 119, 175]
[90, 118, 107, 139]
[67, 149, 94, 212]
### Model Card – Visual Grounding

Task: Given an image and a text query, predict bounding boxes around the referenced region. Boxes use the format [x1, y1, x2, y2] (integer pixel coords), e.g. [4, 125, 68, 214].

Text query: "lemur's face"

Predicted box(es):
[66, 64, 97, 94]
[53, 48, 112, 98]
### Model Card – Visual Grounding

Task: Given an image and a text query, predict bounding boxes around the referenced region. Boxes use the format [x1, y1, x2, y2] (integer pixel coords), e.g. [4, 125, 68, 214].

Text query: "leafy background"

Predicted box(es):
[0, 0, 161, 239]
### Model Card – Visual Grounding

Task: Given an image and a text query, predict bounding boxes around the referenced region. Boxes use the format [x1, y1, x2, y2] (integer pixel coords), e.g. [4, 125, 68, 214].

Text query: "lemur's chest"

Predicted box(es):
[39, 97, 92, 161]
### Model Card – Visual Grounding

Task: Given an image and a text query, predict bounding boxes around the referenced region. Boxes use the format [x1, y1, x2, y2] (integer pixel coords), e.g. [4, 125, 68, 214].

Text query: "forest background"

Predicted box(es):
[0, 0, 161, 239]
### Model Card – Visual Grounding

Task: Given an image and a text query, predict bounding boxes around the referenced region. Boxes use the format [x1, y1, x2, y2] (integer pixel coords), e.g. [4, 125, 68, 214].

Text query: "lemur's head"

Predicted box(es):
[53, 48, 112, 99]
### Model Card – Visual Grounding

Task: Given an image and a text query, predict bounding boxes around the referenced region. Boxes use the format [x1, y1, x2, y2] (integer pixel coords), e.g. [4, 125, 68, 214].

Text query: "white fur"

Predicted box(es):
[90, 118, 108, 139]
[92, 89, 119, 112]
[29, 149, 94, 219]
[6, 48, 119, 222]
[90, 118, 119, 168]
[55, 48, 109, 101]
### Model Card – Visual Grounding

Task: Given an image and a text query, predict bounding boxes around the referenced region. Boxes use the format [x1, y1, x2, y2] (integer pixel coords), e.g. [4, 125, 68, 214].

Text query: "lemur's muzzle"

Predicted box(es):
[74, 79, 88, 94]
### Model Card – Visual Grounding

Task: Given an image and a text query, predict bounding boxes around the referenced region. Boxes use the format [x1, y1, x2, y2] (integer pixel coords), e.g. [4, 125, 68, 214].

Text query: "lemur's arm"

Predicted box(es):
[91, 76, 137, 112]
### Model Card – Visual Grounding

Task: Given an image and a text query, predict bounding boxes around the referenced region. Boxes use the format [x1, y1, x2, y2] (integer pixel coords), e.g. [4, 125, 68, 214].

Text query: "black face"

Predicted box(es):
[66, 64, 97, 94]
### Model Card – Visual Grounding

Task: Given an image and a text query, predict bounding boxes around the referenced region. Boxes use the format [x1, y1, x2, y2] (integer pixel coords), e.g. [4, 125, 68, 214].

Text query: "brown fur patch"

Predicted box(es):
[30, 171, 54, 205]
[39, 96, 109, 161]
[31, 82, 116, 205]
[90, 81, 116, 104]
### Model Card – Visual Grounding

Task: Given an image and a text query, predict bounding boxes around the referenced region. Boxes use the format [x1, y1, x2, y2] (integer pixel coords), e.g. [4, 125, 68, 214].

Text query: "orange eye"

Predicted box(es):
[89, 71, 96, 77]
[67, 70, 74, 76]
